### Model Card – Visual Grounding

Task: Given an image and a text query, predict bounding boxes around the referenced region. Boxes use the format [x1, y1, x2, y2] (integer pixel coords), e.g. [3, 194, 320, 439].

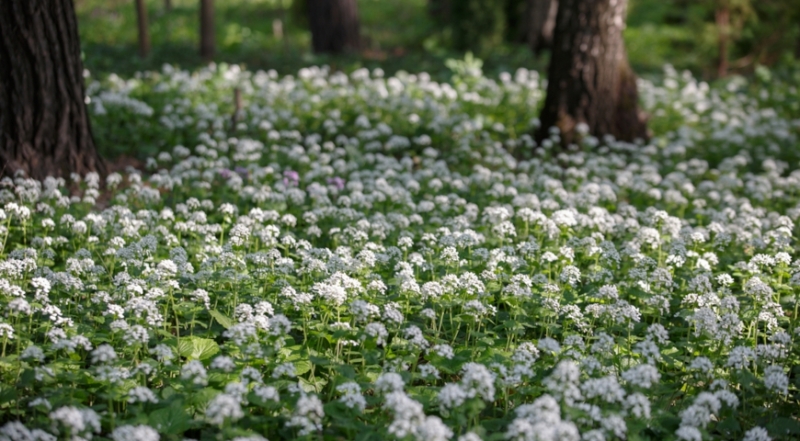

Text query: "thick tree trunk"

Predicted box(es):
[537, 0, 647, 145]
[200, 0, 215, 60]
[716, 4, 730, 78]
[523, 0, 558, 54]
[0, 0, 104, 180]
[307, 0, 360, 54]
[135, 0, 151, 58]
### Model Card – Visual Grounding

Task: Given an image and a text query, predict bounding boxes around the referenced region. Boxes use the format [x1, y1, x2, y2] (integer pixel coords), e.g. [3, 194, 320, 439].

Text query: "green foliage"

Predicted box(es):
[75, 0, 800, 81]
[449, 0, 508, 54]
[445, 52, 484, 87]
[627, 0, 800, 76]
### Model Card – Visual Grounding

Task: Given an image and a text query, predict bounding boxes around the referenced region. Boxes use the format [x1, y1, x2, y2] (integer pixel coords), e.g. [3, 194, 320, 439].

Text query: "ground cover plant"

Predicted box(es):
[1, 61, 800, 441]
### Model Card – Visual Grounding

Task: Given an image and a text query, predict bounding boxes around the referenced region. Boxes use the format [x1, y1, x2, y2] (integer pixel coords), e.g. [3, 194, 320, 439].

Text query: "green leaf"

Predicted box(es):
[309, 355, 330, 366]
[188, 387, 220, 410]
[149, 402, 191, 435]
[294, 360, 312, 376]
[208, 309, 233, 329]
[177, 337, 220, 360]
[767, 417, 800, 437]
[299, 377, 327, 393]
[715, 417, 741, 435]
[324, 401, 355, 423]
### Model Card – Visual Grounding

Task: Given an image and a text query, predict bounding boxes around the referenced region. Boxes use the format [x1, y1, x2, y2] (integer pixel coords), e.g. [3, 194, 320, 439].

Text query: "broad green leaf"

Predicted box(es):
[294, 360, 312, 376]
[208, 309, 233, 329]
[149, 403, 191, 435]
[299, 377, 327, 393]
[177, 337, 220, 360]
[767, 418, 800, 437]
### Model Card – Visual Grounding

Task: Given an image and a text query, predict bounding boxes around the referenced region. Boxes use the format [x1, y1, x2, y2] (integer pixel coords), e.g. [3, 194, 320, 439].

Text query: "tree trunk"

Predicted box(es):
[716, 4, 730, 78]
[276, 0, 289, 49]
[0, 0, 104, 180]
[536, 0, 647, 145]
[135, 0, 151, 58]
[307, 0, 360, 54]
[796, 35, 800, 60]
[165, 0, 172, 12]
[200, 0, 215, 60]
[523, 0, 558, 54]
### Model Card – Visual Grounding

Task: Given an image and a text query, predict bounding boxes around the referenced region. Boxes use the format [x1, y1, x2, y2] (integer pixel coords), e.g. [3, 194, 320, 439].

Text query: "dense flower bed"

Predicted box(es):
[0, 63, 799, 441]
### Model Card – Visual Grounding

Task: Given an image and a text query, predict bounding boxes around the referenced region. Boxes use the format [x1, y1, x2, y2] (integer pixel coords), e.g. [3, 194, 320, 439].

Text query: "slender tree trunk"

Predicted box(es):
[200, 0, 215, 60]
[165, 0, 172, 12]
[716, 4, 730, 78]
[0, 0, 104, 179]
[307, 0, 360, 54]
[796, 35, 800, 60]
[523, 0, 558, 54]
[536, 0, 647, 145]
[276, 0, 289, 49]
[135, 0, 151, 58]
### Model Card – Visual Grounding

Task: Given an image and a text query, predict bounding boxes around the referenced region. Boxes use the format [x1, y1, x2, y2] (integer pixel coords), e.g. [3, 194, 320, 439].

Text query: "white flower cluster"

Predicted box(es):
[0, 62, 797, 440]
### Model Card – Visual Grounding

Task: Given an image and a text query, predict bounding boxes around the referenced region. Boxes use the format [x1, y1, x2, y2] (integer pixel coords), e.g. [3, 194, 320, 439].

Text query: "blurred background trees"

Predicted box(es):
[86, 0, 799, 80]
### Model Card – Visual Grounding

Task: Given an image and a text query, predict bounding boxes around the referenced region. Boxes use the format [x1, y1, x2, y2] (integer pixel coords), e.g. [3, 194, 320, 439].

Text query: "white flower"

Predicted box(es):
[762, 365, 788, 395]
[127, 386, 158, 404]
[286, 395, 324, 436]
[415, 416, 452, 441]
[384, 391, 425, 439]
[0, 421, 56, 441]
[376, 372, 405, 394]
[675, 426, 702, 441]
[622, 364, 661, 388]
[337, 382, 366, 411]
[90, 344, 117, 364]
[110, 425, 160, 441]
[742, 426, 771, 441]
[205, 393, 244, 425]
[49, 406, 101, 439]
[460, 362, 496, 401]
[581, 375, 625, 404]
[181, 360, 208, 385]
[254, 385, 280, 402]
[459, 433, 482, 441]
[505, 395, 579, 441]
[0, 324, 15, 340]
[438, 383, 468, 412]
[429, 343, 454, 359]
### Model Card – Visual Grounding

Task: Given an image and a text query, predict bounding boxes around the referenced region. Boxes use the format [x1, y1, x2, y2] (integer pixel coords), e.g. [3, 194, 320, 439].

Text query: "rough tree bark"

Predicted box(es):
[135, 0, 151, 58]
[200, 0, 215, 60]
[307, 0, 361, 54]
[537, 0, 647, 145]
[0, 0, 104, 179]
[523, 0, 558, 54]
